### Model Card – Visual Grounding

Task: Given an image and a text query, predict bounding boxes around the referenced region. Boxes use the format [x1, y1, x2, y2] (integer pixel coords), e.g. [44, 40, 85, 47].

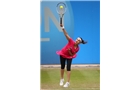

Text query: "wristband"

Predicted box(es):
[62, 26, 64, 29]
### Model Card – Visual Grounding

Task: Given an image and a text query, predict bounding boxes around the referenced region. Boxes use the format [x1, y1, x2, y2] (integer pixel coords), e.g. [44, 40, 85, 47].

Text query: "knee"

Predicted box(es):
[61, 65, 65, 69]
[67, 67, 71, 71]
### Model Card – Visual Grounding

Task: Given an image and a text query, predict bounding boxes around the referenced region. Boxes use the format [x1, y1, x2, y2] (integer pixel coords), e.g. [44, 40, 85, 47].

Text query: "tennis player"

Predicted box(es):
[56, 24, 87, 87]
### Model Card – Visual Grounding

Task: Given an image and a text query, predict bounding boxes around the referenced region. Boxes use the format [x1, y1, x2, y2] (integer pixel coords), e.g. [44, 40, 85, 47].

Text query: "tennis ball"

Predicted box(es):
[60, 5, 63, 9]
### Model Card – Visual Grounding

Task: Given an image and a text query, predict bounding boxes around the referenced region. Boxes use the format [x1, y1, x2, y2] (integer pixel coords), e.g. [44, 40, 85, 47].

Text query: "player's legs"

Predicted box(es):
[66, 59, 72, 82]
[60, 55, 66, 79]
[60, 56, 66, 86]
[64, 59, 72, 87]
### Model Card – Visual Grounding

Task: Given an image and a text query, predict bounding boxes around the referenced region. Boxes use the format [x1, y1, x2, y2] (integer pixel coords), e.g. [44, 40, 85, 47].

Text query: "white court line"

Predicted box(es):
[41, 88, 100, 90]
[41, 64, 100, 68]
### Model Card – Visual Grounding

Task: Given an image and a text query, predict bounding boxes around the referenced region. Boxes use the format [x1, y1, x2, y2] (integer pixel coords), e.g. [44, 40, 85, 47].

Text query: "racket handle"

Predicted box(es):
[60, 17, 62, 26]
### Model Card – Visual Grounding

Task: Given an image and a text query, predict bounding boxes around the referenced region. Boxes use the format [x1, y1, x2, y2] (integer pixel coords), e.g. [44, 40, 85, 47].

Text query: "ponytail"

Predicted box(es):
[79, 37, 87, 44]
[82, 40, 87, 44]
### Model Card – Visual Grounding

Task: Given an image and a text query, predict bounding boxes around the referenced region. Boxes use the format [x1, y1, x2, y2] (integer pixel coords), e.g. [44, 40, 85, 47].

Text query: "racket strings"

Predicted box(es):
[57, 7, 66, 14]
[56, 2, 66, 14]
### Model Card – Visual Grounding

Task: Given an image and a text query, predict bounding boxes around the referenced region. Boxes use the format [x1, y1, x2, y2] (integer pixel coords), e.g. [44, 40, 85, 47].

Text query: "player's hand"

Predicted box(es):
[60, 24, 63, 27]
[67, 47, 72, 51]
[67, 48, 70, 51]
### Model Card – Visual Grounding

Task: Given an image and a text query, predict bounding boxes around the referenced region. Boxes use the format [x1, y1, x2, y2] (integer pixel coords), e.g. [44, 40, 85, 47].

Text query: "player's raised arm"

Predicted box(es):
[60, 24, 70, 41]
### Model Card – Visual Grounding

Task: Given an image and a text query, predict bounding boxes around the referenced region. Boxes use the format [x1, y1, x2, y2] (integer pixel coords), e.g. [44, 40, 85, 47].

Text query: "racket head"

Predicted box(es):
[56, 2, 67, 16]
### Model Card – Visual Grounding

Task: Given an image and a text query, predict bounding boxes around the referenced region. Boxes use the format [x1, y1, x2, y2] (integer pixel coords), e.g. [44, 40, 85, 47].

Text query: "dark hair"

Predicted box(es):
[79, 37, 87, 44]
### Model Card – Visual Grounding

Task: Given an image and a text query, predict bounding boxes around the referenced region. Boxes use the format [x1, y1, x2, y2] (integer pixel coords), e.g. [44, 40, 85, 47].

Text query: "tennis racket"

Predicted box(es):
[56, 2, 67, 27]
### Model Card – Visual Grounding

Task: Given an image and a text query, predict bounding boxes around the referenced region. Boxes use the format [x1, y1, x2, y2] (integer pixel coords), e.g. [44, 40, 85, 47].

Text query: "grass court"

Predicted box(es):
[41, 67, 100, 90]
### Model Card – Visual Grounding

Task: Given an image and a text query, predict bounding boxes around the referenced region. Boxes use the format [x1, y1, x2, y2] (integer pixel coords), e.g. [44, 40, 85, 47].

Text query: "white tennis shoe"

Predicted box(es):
[59, 79, 64, 86]
[63, 82, 70, 87]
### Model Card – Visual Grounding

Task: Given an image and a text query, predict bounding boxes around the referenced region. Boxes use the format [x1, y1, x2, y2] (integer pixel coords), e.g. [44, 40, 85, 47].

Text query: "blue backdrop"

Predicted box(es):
[40, 1, 100, 64]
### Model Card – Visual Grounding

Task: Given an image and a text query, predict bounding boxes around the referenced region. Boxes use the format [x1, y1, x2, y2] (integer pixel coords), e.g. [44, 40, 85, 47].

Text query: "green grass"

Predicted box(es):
[41, 67, 100, 90]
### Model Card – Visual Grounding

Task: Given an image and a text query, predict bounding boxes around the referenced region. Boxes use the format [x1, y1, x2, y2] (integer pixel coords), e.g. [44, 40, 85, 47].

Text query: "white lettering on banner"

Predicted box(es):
[44, 7, 63, 32]
[41, 7, 64, 42]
